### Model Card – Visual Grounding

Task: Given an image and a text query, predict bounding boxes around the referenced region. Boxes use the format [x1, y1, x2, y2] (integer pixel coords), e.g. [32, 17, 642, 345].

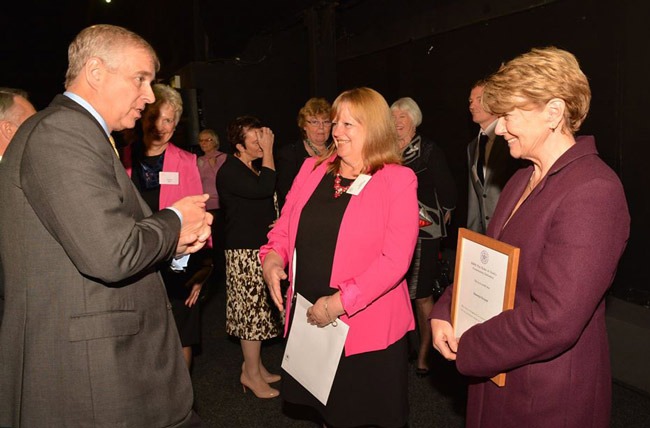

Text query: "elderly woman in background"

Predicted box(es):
[123, 83, 212, 369]
[262, 87, 419, 428]
[216, 116, 283, 399]
[431, 47, 630, 428]
[391, 97, 456, 378]
[197, 129, 227, 285]
[276, 97, 332, 209]
[197, 129, 227, 212]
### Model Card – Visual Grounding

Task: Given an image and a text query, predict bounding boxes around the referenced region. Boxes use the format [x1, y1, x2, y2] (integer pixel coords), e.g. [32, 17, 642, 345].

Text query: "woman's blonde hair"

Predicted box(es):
[148, 84, 183, 125]
[297, 97, 332, 138]
[317, 87, 401, 175]
[481, 46, 591, 134]
[199, 129, 220, 150]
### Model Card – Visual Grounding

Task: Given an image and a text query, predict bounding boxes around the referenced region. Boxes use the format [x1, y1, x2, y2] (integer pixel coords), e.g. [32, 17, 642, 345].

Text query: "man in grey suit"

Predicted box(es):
[0, 25, 211, 427]
[467, 79, 521, 234]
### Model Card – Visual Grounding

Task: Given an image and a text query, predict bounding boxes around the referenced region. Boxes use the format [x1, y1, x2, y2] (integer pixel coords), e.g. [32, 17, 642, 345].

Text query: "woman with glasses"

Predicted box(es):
[276, 97, 332, 210]
[197, 129, 227, 287]
[197, 129, 227, 214]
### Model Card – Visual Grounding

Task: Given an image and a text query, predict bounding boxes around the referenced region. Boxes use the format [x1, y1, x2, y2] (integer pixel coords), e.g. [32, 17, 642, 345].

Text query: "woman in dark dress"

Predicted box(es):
[217, 116, 283, 399]
[391, 97, 457, 377]
[276, 97, 332, 210]
[261, 87, 419, 427]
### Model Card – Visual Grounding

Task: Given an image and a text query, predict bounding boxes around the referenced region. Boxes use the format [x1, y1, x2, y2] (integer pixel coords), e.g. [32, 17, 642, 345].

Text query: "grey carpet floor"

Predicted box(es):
[190, 279, 650, 428]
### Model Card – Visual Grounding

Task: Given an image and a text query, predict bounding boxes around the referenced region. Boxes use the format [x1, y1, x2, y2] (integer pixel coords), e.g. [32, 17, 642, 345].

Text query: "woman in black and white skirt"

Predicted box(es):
[217, 115, 283, 399]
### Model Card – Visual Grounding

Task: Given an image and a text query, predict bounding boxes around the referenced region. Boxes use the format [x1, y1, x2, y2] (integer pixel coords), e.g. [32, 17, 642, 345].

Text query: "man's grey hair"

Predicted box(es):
[65, 24, 160, 88]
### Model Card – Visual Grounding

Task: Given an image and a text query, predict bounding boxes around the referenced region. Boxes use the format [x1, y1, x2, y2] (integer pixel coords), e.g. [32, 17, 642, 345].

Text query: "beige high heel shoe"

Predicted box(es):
[242, 362, 281, 384]
[240, 371, 279, 399]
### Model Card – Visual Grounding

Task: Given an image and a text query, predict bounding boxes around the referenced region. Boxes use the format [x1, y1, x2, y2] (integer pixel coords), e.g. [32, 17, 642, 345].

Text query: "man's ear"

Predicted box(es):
[0, 120, 14, 141]
[84, 57, 105, 89]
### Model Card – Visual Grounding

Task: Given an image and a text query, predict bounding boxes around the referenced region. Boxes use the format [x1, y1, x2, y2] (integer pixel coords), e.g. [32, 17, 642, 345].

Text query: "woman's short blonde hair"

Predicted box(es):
[148, 83, 183, 125]
[318, 87, 401, 175]
[199, 129, 220, 150]
[297, 97, 331, 137]
[481, 47, 591, 134]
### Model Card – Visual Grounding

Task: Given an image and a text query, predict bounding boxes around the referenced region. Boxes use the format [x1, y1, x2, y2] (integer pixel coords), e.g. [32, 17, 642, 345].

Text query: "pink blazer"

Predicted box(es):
[260, 155, 419, 356]
[123, 142, 202, 207]
[123, 142, 210, 246]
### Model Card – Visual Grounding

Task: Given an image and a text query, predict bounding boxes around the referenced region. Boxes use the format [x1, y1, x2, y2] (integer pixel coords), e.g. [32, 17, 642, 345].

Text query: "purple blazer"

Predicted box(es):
[432, 136, 629, 428]
[260, 155, 419, 356]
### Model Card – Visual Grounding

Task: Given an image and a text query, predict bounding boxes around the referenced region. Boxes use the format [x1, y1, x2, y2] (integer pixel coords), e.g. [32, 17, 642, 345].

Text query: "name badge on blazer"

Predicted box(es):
[159, 171, 179, 185]
[347, 174, 371, 195]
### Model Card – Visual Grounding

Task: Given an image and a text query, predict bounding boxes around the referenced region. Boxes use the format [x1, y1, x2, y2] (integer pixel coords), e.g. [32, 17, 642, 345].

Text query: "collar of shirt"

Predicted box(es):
[63, 91, 111, 138]
[479, 118, 498, 140]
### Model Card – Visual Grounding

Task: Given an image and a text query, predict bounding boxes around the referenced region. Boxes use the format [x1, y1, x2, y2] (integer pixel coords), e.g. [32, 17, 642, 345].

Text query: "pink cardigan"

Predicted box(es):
[260, 156, 419, 356]
[123, 142, 202, 208]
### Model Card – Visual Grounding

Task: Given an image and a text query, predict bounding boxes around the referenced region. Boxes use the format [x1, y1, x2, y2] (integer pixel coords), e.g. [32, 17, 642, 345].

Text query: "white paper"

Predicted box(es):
[281, 293, 349, 405]
[454, 238, 509, 337]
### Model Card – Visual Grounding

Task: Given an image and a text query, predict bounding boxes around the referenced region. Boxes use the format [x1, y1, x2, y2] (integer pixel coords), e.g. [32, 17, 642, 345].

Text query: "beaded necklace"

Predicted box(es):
[333, 173, 351, 198]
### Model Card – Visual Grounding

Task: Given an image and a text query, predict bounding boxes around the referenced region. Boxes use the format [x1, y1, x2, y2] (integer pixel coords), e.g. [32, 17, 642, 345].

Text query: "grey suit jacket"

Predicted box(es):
[0, 95, 194, 427]
[467, 133, 521, 234]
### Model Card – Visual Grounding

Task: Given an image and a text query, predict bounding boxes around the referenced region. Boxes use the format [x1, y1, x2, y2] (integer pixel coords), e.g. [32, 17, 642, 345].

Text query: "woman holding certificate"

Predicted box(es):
[430, 47, 630, 428]
[261, 87, 419, 428]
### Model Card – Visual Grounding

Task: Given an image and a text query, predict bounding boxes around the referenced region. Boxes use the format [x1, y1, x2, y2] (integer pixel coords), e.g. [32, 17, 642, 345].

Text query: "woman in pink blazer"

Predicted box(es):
[122, 84, 211, 370]
[261, 87, 419, 428]
[431, 48, 630, 428]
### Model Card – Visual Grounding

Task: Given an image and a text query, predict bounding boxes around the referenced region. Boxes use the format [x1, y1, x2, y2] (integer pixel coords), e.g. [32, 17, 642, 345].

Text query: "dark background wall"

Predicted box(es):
[174, 25, 312, 153]
[333, 0, 626, 279]
[177, 0, 645, 302]
[2, 0, 647, 304]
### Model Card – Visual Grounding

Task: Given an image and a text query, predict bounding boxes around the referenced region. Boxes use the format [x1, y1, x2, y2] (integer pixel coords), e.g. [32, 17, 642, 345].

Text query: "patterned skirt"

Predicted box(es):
[225, 248, 283, 340]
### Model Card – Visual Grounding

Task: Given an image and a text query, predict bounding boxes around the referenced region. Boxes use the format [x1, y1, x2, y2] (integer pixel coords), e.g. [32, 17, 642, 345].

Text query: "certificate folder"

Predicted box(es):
[452, 228, 520, 387]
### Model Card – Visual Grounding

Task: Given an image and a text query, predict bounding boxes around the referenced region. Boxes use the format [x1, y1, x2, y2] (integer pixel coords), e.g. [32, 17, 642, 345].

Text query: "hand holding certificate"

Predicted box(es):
[451, 228, 520, 386]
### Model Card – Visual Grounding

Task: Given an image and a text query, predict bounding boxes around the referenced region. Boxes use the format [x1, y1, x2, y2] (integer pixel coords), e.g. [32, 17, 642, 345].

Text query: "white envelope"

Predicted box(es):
[281, 293, 349, 405]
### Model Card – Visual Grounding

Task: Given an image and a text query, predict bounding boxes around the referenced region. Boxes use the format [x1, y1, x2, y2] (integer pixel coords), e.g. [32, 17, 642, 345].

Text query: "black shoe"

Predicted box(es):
[415, 367, 430, 378]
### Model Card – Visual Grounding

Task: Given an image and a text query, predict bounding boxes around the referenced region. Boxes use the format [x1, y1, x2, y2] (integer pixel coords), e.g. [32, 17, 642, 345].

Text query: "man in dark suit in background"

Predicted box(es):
[0, 25, 211, 427]
[0, 87, 36, 161]
[467, 79, 521, 234]
[0, 87, 36, 324]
